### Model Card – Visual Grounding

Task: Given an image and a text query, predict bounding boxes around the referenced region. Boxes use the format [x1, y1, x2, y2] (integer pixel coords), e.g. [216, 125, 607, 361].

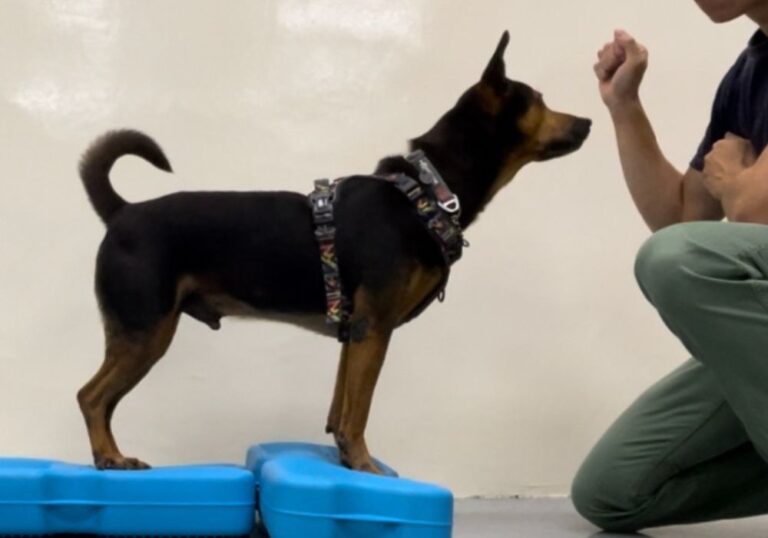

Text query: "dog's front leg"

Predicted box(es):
[325, 343, 349, 435]
[333, 326, 392, 474]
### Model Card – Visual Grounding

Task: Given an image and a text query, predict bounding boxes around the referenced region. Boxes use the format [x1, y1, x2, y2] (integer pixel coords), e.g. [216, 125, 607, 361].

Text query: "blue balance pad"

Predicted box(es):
[246, 443, 454, 538]
[0, 458, 255, 536]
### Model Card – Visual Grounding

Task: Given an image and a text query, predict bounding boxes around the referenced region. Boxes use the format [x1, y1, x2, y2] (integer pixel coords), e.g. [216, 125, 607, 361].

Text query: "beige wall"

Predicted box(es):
[0, 1, 755, 497]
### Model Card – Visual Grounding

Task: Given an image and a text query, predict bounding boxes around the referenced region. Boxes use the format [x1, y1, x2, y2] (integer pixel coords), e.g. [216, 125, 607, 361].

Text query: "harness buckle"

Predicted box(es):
[391, 174, 422, 201]
[404, 184, 423, 201]
[310, 179, 335, 224]
[438, 195, 460, 214]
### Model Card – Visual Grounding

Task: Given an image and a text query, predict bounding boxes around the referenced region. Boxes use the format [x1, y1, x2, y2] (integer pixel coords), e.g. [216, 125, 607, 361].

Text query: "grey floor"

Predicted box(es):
[454, 498, 768, 537]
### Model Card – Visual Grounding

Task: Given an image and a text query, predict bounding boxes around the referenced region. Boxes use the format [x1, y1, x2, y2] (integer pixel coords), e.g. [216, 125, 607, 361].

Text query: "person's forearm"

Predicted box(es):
[610, 100, 685, 231]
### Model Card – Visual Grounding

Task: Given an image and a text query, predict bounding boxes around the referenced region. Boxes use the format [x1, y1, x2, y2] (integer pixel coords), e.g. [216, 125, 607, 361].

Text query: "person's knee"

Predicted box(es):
[570, 470, 608, 529]
[571, 461, 644, 533]
[634, 223, 706, 314]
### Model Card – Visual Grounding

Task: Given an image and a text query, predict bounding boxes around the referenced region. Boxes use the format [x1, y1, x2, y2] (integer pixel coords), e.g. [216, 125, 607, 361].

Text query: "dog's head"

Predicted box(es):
[475, 31, 591, 162]
[400, 31, 592, 225]
[418, 32, 591, 202]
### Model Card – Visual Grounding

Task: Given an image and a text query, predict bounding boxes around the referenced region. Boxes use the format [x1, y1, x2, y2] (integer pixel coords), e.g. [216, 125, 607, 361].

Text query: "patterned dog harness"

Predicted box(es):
[308, 179, 347, 330]
[309, 150, 465, 341]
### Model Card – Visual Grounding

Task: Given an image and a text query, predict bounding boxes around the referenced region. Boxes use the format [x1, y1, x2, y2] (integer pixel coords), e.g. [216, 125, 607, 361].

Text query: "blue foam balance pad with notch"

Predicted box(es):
[246, 443, 454, 538]
[0, 458, 255, 536]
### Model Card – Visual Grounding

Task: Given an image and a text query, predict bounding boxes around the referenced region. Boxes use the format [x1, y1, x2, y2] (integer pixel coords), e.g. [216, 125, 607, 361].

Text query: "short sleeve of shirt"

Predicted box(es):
[690, 65, 739, 171]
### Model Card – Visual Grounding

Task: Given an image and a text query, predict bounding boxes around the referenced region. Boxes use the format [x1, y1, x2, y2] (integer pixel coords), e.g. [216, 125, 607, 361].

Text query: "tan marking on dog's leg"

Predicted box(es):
[325, 343, 349, 435]
[77, 312, 180, 470]
[394, 265, 444, 325]
[335, 323, 392, 474]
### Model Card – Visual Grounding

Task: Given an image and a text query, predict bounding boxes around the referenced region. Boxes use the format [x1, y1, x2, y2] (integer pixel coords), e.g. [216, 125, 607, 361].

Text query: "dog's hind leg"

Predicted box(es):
[77, 311, 180, 470]
[325, 343, 349, 435]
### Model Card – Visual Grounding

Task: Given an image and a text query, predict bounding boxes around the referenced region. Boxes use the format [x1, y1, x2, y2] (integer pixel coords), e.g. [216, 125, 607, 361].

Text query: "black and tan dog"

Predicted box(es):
[76, 32, 590, 473]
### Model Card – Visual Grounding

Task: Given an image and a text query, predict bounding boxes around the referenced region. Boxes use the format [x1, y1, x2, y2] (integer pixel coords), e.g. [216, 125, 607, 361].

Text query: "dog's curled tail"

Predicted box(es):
[79, 129, 173, 224]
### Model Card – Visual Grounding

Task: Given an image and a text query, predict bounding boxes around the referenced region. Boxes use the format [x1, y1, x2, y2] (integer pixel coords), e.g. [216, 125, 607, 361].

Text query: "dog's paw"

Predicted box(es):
[338, 447, 383, 475]
[357, 460, 384, 475]
[96, 455, 151, 471]
[342, 456, 384, 475]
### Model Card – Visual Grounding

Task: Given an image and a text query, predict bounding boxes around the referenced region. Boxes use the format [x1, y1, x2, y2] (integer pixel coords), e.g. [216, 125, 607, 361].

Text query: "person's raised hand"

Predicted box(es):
[594, 30, 649, 112]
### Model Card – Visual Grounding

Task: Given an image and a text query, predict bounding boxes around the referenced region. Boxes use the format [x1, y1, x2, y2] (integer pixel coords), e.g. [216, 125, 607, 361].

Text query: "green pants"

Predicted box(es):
[572, 221, 768, 532]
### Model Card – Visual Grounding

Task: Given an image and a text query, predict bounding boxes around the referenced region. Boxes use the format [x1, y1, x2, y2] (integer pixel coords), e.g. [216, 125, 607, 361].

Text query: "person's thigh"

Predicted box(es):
[635, 221, 768, 458]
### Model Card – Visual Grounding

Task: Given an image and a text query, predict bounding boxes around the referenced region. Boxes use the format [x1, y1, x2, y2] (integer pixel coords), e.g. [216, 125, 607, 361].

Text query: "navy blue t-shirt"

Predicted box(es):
[691, 31, 768, 171]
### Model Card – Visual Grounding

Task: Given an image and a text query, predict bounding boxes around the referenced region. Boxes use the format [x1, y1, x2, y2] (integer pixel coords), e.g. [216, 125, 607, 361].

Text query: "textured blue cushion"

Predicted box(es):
[246, 443, 453, 538]
[0, 458, 255, 536]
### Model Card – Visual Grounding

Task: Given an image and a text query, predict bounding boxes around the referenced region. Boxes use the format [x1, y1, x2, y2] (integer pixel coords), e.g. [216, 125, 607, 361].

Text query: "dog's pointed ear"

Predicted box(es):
[481, 31, 510, 91]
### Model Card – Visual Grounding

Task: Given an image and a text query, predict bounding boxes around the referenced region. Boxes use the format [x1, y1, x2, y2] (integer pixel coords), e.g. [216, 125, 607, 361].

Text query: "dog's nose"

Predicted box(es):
[573, 118, 592, 140]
